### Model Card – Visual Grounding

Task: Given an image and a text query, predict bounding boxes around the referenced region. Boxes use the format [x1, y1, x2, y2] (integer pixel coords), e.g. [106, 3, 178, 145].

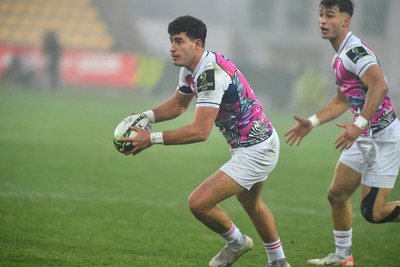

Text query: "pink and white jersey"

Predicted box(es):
[177, 51, 273, 148]
[332, 32, 397, 136]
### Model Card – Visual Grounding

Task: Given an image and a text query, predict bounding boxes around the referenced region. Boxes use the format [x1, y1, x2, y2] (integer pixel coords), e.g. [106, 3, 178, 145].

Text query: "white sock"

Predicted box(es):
[221, 223, 244, 245]
[334, 229, 352, 258]
[263, 238, 286, 263]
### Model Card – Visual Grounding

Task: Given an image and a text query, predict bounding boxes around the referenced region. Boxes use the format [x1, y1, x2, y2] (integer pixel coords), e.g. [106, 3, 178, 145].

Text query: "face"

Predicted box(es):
[169, 33, 202, 71]
[319, 5, 349, 42]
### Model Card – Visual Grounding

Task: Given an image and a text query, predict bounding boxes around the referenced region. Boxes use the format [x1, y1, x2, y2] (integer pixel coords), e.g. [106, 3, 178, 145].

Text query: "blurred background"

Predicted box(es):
[0, 0, 399, 113]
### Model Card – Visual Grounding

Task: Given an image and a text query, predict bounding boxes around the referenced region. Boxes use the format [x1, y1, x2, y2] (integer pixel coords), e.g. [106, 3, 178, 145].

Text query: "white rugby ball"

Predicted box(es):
[113, 114, 152, 152]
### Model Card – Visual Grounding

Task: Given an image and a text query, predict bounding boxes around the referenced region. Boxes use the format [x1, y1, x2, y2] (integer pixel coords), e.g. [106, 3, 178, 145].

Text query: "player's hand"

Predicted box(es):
[118, 126, 152, 155]
[284, 115, 313, 146]
[334, 122, 362, 151]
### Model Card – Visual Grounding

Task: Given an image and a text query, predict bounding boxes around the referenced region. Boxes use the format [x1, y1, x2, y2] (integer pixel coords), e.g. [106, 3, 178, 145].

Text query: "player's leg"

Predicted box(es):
[360, 185, 400, 223]
[328, 162, 361, 231]
[202, 130, 282, 266]
[189, 170, 253, 267]
[237, 181, 278, 242]
[236, 181, 290, 267]
[307, 161, 360, 266]
[189, 169, 245, 234]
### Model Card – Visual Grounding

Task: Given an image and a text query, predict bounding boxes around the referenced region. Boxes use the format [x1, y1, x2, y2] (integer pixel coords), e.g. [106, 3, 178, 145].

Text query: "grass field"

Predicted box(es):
[0, 85, 398, 267]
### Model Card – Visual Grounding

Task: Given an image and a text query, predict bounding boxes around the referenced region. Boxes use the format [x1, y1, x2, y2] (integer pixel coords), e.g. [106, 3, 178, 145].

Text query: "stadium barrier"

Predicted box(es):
[0, 44, 164, 90]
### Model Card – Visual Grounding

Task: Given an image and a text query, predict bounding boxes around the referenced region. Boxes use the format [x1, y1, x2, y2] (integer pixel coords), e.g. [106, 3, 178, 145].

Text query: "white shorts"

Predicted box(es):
[220, 128, 280, 190]
[339, 119, 400, 188]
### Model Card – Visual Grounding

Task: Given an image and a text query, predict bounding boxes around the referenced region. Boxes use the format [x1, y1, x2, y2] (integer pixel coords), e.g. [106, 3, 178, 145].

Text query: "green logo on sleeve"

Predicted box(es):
[197, 70, 215, 93]
[346, 46, 369, 63]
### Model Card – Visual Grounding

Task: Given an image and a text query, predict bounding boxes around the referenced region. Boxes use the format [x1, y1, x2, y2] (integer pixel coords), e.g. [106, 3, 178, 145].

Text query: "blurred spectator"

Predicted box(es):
[2, 50, 35, 86]
[42, 31, 62, 89]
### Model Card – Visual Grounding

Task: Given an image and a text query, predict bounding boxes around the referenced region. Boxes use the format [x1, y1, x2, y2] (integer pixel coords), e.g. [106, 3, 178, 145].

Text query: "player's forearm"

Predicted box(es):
[152, 101, 184, 122]
[359, 85, 388, 122]
[162, 123, 211, 145]
[315, 95, 349, 125]
[151, 92, 192, 123]
[149, 98, 187, 123]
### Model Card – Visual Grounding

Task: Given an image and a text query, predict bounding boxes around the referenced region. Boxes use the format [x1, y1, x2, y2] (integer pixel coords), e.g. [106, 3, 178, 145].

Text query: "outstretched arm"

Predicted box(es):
[284, 88, 349, 146]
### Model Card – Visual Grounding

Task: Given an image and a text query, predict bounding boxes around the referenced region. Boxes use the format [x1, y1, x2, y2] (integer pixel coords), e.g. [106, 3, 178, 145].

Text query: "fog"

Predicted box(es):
[132, 0, 398, 112]
[1, 0, 399, 112]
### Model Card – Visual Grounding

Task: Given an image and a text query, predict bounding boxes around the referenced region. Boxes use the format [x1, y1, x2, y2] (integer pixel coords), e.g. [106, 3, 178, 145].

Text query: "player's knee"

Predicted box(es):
[188, 194, 207, 219]
[188, 194, 200, 213]
[327, 189, 347, 207]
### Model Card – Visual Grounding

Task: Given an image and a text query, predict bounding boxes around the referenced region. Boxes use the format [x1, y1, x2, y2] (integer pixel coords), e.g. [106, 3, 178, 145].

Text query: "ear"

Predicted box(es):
[342, 14, 351, 28]
[194, 39, 203, 49]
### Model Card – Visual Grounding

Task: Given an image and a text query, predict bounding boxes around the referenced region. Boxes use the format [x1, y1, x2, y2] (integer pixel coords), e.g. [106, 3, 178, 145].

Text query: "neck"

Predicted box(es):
[331, 29, 349, 52]
[187, 50, 205, 72]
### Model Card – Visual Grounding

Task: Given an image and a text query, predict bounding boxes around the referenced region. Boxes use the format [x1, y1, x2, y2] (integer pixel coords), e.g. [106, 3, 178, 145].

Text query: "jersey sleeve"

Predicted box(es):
[343, 45, 379, 77]
[196, 64, 230, 109]
[177, 67, 194, 95]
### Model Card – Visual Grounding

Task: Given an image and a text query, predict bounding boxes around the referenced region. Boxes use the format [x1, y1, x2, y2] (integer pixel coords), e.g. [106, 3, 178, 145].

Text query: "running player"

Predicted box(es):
[119, 15, 291, 267]
[285, 0, 400, 266]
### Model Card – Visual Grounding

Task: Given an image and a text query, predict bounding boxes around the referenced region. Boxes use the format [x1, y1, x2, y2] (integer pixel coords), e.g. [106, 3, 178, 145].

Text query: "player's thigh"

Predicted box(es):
[330, 161, 361, 197]
[189, 170, 245, 209]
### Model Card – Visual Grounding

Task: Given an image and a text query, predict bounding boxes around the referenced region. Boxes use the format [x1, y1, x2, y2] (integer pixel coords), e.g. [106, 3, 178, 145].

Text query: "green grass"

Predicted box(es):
[0, 85, 399, 266]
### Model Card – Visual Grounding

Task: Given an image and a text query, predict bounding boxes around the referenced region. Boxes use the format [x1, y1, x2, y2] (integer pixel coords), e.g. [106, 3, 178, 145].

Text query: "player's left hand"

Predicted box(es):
[334, 122, 362, 151]
[118, 126, 152, 155]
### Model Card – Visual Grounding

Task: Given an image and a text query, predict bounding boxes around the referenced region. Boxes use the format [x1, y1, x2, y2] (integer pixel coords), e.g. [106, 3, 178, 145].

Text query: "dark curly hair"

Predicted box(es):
[168, 15, 207, 47]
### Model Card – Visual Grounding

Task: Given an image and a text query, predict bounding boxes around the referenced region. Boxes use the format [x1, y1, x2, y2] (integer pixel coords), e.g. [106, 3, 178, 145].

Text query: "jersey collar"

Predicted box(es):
[337, 32, 353, 55]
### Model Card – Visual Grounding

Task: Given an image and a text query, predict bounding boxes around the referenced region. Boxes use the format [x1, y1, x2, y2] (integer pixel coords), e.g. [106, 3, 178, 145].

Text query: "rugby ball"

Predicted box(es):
[113, 114, 152, 152]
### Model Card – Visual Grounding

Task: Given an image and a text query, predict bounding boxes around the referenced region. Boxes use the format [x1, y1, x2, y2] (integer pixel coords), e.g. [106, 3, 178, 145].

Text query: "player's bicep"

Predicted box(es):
[360, 65, 388, 94]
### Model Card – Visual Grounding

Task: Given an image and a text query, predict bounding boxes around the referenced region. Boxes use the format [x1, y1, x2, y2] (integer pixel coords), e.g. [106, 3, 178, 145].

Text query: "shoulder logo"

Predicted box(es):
[200, 72, 207, 83]
[346, 46, 369, 64]
[197, 69, 215, 93]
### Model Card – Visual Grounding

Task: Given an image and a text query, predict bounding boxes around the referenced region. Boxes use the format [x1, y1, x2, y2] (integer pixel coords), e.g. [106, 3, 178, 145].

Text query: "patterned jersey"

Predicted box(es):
[332, 32, 397, 136]
[177, 51, 273, 148]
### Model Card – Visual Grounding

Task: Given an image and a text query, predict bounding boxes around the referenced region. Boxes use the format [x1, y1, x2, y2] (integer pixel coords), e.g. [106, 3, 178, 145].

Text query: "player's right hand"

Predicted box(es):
[284, 115, 313, 146]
